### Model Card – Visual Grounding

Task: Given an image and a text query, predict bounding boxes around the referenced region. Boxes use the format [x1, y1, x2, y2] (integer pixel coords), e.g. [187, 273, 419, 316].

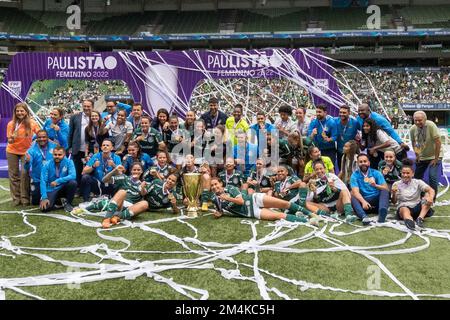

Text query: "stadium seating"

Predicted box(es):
[398, 5, 450, 28]
[0, 6, 449, 36]
[159, 11, 219, 34]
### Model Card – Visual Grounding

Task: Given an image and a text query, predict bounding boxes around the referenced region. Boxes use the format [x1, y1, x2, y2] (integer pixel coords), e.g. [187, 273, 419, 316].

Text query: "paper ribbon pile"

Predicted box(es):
[0, 201, 449, 300]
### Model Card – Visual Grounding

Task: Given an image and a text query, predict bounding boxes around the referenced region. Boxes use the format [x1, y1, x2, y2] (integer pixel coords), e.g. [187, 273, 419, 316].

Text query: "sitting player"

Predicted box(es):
[122, 141, 154, 175]
[82, 162, 149, 229]
[246, 158, 274, 194]
[143, 150, 175, 183]
[378, 149, 402, 190]
[218, 157, 245, 189]
[303, 146, 335, 183]
[142, 174, 180, 213]
[391, 159, 435, 230]
[306, 160, 357, 223]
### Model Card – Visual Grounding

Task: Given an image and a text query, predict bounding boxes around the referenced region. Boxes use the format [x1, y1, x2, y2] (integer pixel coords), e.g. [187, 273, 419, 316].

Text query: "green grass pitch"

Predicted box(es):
[0, 178, 449, 300]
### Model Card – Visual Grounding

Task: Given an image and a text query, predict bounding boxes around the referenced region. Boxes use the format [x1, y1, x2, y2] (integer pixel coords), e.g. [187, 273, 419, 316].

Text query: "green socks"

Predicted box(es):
[343, 203, 357, 223]
[105, 200, 118, 218]
[285, 214, 308, 223]
[343, 203, 353, 216]
[119, 208, 134, 220]
[286, 202, 301, 216]
[316, 209, 328, 216]
[86, 199, 109, 211]
[297, 187, 308, 207]
[285, 201, 314, 217]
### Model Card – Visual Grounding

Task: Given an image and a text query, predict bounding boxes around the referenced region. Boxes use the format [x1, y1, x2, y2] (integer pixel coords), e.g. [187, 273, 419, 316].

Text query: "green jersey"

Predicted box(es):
[143, 164, 173, 183]
[218, 170, 244, 188]
[274, 176, 299, 201]
[247, 168, 272, 191]
[133, 127, 163, 158]
[279, 139, 291, 160]
[111, 174, 143, 203]
[378, 160, 402, 185]
[211, 186, 254, 218]
[144, 179, 177, 209]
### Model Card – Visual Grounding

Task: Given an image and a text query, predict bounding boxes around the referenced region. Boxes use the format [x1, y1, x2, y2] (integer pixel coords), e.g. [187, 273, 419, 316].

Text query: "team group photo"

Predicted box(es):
[0, 0, 450, 303]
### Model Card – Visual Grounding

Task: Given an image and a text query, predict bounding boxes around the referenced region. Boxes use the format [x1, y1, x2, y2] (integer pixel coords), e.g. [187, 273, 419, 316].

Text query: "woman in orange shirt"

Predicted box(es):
[6, 102, 40, 206]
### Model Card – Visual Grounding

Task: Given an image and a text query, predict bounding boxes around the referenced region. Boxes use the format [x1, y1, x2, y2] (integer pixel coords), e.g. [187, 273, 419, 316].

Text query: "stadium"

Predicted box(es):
[0, 0, 450, 305]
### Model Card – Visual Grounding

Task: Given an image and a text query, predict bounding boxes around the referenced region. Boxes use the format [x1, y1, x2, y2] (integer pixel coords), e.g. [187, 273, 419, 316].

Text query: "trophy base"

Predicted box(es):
[186, 208, 199, 218]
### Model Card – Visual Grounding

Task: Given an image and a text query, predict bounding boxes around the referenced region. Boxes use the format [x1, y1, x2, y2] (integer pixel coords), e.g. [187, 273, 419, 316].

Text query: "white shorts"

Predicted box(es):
[123, 201, 133, 209]
[251, 193, 265, 219]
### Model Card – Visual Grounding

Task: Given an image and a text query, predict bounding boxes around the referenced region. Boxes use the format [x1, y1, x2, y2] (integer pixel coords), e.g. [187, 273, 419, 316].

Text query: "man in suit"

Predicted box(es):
[200, 97, 228, 130]
[68, 99, 93, 187]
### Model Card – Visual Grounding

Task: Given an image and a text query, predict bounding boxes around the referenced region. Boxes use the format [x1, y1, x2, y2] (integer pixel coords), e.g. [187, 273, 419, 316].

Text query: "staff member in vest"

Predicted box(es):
[307, 105, 338, 170]
[200, 97, 228, 130]
[68, 99, 93, 186]
[25, 130, 57, 205]
[409, 111, 443, 201]
[39, 146, 77, 213]
[80, 138, 122, 202]
[225, 104, 249, 146]
[350, 154, 390, 225]
[334, 105, 358, 171]
[43, 107, 69, 149]
[6, 102, 40, 206]
[392, 159, 435, 230]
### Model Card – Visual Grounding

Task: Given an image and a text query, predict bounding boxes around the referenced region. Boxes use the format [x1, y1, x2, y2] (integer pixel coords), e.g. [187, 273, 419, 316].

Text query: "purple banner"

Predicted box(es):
[0, 49, 343, 144]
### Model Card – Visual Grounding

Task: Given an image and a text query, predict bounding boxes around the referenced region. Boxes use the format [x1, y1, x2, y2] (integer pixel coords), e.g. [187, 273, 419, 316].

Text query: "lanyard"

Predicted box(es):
[102, 155, 111, 175]
[162, 182, 171, 196]
[212, 112, 219, 127]
[225, 170, 234, 185]
[416, 126, 427, 146]
[55, 164, 60, 178]
[39, 146, 48, 161]
[233, 118, 242, 130]
[319, 118, 328, 133]
[280, 178, 289, 191]
[133, 118, 141, 130]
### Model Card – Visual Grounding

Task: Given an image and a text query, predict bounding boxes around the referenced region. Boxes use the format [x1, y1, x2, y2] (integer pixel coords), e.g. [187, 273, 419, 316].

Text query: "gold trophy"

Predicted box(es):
[182, 173, 202, 218]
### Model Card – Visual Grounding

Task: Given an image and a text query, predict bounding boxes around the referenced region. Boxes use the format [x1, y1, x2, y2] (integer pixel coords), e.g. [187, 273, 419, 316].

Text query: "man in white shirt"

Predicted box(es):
[274, 105, 297, 140]
[392, 159, 435, 230]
